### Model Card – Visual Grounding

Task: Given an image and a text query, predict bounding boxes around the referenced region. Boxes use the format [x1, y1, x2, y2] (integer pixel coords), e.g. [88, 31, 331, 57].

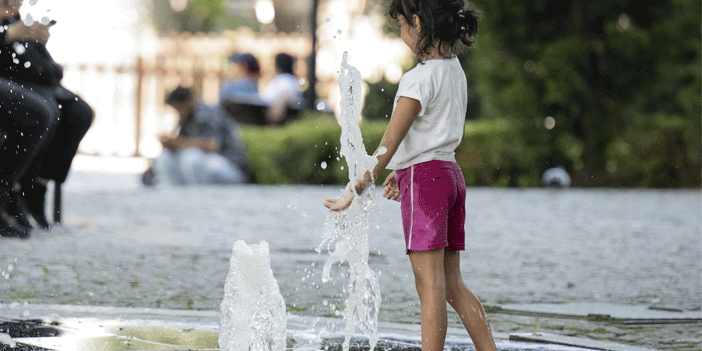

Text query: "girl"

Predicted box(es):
[324, 0, 497, 350]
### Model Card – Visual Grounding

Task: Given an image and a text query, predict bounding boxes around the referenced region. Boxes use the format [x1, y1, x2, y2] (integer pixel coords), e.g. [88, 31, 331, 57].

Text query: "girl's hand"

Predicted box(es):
[323, 187, 354, 211]
[382, 171, 401, 201]
[354, 170, 374, 195]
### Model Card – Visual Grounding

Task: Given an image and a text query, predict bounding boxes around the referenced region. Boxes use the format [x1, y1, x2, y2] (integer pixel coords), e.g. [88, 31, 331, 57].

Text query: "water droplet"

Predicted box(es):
[325, 18, 330, 23]
[321, 162, 327, 169]
[24, 61, 31, 68]
[337, 29, 342, 34]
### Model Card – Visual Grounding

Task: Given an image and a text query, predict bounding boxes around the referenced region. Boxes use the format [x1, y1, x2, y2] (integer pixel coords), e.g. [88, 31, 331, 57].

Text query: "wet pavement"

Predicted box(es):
[0, 156, 700, 350]
[0, 304, 625, 351]
[495, 303, 701, 323]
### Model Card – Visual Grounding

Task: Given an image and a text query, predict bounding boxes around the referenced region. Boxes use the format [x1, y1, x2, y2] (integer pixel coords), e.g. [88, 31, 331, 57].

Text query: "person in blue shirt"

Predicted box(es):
[219, 52, 261, 104]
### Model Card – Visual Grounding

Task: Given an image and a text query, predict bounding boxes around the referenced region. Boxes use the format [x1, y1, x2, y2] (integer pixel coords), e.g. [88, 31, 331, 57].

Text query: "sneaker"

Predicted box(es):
[0, 209, 30, 238]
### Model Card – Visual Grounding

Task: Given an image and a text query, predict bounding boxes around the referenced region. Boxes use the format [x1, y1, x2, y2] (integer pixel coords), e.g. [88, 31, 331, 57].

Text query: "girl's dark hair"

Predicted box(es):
[388, 0, 481, 59]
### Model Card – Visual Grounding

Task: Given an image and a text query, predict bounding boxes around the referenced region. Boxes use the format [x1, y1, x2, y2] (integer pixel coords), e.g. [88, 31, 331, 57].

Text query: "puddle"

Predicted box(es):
[0, 317, 594, 351]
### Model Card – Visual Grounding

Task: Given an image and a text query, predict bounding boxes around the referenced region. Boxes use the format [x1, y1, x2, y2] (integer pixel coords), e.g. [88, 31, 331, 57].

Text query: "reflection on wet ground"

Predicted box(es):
[0, 316, 594, 351]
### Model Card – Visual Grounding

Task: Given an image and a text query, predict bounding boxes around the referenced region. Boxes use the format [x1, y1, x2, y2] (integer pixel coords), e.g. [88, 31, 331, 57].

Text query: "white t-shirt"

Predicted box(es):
[386, 57, 468, 170]
[260, 73, 303, 105]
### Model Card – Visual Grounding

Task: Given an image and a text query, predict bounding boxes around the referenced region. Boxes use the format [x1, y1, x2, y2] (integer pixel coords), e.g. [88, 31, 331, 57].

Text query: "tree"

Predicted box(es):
[467, 0, 700, 186]
[149, 0, 243, 34]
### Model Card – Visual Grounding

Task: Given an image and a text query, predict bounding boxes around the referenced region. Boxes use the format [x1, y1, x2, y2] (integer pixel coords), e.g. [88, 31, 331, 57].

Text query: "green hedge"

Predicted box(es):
[241, 113, 701, 187]
[240, 113, 541, 186]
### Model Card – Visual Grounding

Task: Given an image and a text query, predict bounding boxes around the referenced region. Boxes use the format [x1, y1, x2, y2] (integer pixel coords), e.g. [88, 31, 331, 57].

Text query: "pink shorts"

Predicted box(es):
[396, 160, 466, 254]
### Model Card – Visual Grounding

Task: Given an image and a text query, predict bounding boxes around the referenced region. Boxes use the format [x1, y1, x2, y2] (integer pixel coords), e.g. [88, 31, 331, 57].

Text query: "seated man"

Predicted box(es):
[145, 87, 249, 186]
[1, 0, 93, 229]
[219, 52, 261, 104]
[260, 53, 304, 125]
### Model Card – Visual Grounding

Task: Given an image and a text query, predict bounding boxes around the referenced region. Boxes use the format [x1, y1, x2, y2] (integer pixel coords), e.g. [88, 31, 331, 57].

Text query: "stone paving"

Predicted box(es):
[0, 161, 700, 351]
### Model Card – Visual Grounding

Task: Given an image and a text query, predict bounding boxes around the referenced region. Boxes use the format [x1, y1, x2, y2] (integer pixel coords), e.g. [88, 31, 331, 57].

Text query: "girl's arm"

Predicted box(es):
[324, 96, 421, 211]
[360, 96, 421, 191]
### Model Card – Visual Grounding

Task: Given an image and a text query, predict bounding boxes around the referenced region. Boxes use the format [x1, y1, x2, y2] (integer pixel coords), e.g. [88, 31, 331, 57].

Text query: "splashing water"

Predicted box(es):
[219, 240, 286, 351]
[317, 52, 381, 351]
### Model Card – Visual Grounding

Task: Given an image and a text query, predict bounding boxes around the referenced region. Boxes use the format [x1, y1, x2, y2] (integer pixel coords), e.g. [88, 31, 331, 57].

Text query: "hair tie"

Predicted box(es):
[458, 10, 466, 32]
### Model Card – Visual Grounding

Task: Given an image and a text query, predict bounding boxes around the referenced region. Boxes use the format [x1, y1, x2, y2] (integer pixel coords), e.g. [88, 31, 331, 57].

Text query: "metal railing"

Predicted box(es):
[63, 30, 313, 158]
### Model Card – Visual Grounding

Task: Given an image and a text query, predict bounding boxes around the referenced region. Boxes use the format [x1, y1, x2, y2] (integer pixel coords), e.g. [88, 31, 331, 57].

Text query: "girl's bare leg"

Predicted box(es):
[444, 249, 497, 351]
[408, 248, 448, 351]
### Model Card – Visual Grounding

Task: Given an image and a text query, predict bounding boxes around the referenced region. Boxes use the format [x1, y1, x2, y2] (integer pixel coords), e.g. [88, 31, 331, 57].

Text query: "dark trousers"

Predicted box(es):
[31, 89, 94, 183]
[0, 78, 58, 205]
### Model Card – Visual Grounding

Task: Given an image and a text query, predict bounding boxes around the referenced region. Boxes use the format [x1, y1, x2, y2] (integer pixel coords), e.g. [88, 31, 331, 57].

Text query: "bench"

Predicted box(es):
[221, 99, 304, 126]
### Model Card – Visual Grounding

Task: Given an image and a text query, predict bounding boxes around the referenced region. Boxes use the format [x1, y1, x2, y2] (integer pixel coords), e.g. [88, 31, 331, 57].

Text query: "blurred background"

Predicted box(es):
[26, 0, 701, 188]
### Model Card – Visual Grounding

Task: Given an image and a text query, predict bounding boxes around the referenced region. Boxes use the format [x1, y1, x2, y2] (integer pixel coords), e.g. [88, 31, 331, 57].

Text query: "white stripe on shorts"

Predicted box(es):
[408, 164, 414, 251]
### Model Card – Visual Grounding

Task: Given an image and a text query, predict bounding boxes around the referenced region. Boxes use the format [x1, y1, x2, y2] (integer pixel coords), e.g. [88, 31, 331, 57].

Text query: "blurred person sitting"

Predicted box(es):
[219, 52, 261, 104]
[144, 87, 249, 186]
[219, 52, 268, 125]
[260, 53, 304, 125]
[0, 0, 93, 229]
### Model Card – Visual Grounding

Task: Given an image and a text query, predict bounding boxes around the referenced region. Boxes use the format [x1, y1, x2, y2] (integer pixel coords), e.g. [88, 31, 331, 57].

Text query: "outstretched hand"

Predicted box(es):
[323, 187, 354, 211]
[324, 171, 374, 211]
[382, 171, 401, 201]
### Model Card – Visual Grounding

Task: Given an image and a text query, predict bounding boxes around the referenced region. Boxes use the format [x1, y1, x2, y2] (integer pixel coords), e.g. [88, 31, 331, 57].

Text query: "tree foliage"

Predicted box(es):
[467, 0, 700, 186]
[148, 0, 257, 34]
[366, 0, 700, 187]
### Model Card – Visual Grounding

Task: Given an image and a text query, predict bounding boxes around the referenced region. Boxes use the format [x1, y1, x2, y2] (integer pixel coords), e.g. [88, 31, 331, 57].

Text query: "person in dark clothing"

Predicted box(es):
[0, 0, 94, 229]
[0, 78, 59, 238]
[144, 87, 248, 186]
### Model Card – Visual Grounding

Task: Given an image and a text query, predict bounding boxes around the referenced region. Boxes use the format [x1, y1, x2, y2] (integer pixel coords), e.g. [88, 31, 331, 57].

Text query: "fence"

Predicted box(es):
[63, 28, 314, 158]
